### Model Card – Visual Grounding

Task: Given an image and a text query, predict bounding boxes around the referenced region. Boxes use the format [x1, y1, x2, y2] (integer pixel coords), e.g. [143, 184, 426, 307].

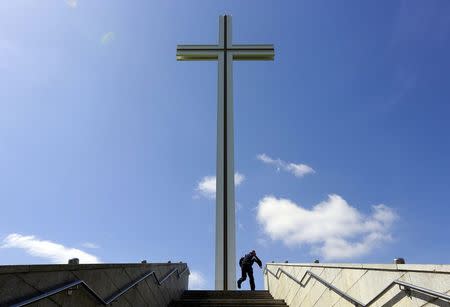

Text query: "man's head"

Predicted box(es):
[251, 250, 256, 256]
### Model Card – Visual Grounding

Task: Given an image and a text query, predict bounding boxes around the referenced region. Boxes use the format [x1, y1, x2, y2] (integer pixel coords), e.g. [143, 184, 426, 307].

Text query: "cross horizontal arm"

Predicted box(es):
[231, 44, 274, 61]
[177, 45, 221, 61]
[232, 50, 274, 60]
[176, 44, 275, 61]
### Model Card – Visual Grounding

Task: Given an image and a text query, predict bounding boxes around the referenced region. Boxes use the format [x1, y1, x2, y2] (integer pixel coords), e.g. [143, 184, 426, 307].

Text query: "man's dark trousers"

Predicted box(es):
[238, 265, 255, 290]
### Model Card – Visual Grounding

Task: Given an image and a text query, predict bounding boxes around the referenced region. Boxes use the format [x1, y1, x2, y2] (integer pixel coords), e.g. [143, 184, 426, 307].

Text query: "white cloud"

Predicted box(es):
[189, 271, 206, 289]
[196, 176, 216, 199]
[1, 234, 101, 264]
[101, 32, 115, 45]
[234, 173, 245, 185]
[82, 242, 99, 249]
[256, 195, 397, 260]
[257, 153, 315, 177]
[196, 172, 245, 199]
[66, 0, 77, 8]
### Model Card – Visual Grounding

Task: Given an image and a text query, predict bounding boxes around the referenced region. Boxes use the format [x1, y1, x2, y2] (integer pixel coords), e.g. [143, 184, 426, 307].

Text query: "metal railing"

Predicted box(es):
[11, 265, 189, 307]
[365, 280, 450, 306]
[264, 266, 364, 306]
[264, 266, 450, 306]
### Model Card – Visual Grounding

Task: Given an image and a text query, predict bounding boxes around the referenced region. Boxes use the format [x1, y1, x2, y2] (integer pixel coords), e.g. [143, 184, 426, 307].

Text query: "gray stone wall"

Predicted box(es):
[264, 263, 450, 306]
[0, 262, 189, 307]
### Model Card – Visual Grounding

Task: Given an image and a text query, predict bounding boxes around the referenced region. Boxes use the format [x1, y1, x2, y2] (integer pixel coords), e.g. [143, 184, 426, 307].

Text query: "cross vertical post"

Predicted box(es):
[177, 15, 274, 290]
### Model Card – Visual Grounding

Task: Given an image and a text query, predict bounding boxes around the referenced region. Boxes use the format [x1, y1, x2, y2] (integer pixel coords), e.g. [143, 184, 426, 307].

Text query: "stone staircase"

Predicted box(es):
[169, 290, 288, 306]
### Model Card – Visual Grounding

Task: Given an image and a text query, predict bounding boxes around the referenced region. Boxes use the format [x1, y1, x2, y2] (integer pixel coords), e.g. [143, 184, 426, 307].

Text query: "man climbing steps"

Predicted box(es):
[237, 250, 262, 290]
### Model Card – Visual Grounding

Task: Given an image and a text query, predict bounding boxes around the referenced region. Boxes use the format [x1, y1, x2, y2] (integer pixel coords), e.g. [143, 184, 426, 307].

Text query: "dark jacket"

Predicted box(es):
[239, 253, 262, 268]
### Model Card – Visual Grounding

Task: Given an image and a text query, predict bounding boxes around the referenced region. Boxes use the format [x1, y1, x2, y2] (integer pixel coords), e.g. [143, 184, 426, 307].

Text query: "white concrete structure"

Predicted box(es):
[0, 263, 189, 306]
[265, 263, 450, 306]
[177, 15, 274, 290]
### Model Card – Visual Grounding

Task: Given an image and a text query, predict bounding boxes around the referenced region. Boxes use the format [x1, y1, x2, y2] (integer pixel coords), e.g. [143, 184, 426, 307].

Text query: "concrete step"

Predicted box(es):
[170, 303, 287, 307]
[170, 291, 288, 307]
[171, 305, 287, 307]
[170, 304, 287, 307]
[181, 290, 273, 299]
[172, 300, 286, 303]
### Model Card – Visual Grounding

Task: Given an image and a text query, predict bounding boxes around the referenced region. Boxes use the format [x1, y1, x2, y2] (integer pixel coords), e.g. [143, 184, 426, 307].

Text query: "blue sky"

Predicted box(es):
[1, 0, 450, 290]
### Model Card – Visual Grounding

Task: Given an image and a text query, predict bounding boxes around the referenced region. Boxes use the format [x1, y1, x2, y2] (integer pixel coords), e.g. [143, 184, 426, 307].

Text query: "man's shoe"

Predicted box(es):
[237, 280, 241, 289]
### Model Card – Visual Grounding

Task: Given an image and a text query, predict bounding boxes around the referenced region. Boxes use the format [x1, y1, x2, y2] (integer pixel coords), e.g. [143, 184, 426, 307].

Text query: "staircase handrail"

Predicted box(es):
[365, 279, 450, 306]
[264, 266, 364, 306]
[11, 265, 189, 307]
[264, 265, 450, 306]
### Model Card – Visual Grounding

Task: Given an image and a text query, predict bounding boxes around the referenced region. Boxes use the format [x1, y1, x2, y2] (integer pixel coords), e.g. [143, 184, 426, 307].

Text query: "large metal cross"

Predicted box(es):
[177, 15, 274, 290]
